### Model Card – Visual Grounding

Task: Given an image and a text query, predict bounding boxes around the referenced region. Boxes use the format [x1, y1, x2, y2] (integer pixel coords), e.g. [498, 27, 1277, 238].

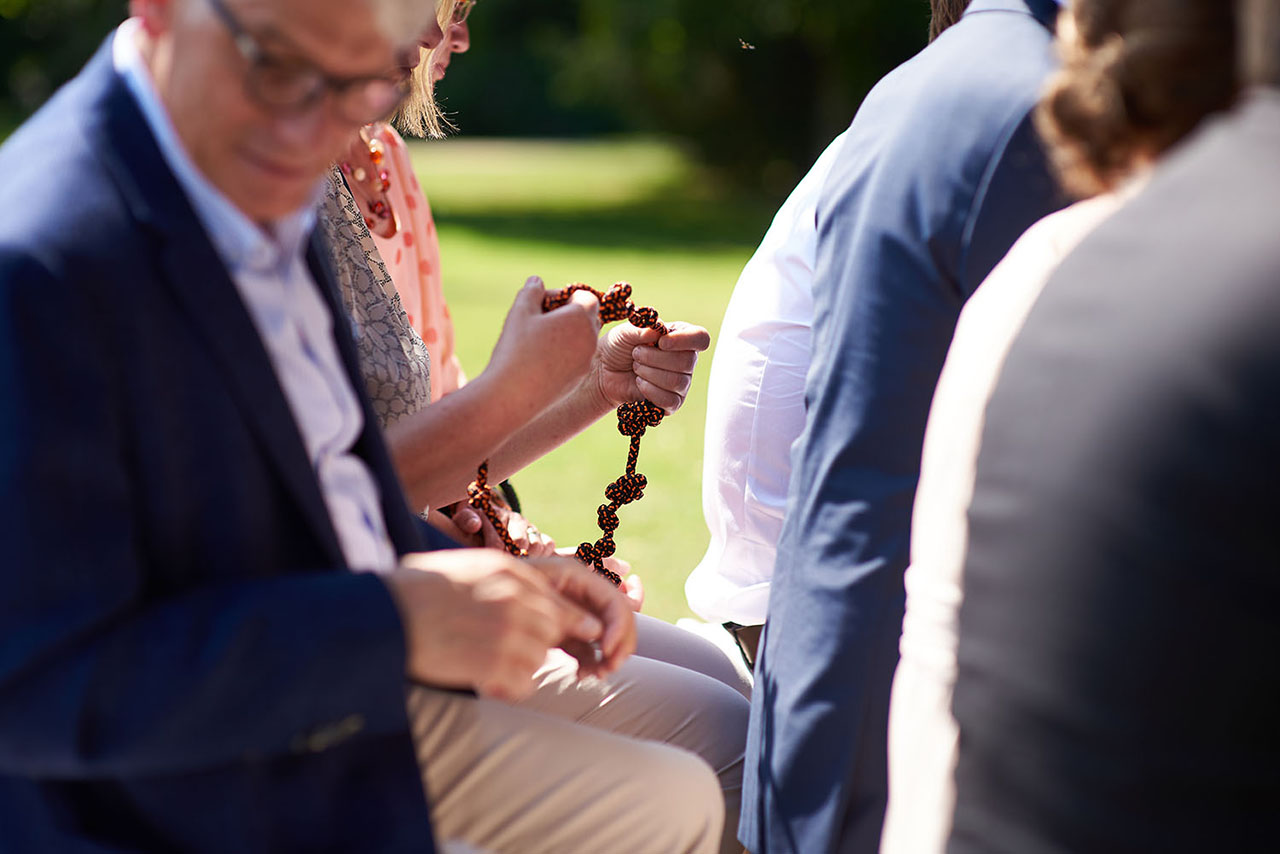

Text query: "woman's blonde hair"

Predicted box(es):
[394, 0, 458, 139]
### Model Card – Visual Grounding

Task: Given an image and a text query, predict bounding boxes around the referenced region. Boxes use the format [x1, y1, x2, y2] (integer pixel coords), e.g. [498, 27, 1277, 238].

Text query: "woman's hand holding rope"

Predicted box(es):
[486, 276, 602, 421]
[592, 320, 711, 414]
[433, 502, 558, 557]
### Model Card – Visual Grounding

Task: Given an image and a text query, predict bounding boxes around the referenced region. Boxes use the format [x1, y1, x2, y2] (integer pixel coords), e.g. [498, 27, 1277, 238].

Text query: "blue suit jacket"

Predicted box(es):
[742, 3, 1064, 852]
[0, 40, 451, 852]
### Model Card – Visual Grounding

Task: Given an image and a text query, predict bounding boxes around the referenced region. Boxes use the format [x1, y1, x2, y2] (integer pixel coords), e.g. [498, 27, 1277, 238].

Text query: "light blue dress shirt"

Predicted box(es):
[112, 19, 397, 572]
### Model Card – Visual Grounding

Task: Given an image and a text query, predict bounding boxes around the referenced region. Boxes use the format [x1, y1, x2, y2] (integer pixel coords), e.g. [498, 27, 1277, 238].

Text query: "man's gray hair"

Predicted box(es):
[1242, 0, 1280, 85]
[368, 0, 436, 45]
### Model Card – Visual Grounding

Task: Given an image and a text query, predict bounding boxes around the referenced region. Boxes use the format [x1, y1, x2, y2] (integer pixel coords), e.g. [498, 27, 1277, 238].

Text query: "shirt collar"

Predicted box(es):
[112, 18, 321, 275]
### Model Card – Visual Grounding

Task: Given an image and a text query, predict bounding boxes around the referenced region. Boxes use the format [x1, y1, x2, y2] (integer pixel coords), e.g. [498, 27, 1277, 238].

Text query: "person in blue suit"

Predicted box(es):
[0, 0, 725, 852]
[741, 2, 1066, 852]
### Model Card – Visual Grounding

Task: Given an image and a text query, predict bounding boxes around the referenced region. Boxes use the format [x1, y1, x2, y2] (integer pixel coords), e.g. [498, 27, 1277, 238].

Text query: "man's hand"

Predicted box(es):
[553, 551, 643, 612]
[485, 277, 601, 418]
[593, 321, 711, 413]
[430, 502, 557, 557]
[387, 550, 609, 701]
[385, 550, 634, 700]
[529, 556, 636, 678]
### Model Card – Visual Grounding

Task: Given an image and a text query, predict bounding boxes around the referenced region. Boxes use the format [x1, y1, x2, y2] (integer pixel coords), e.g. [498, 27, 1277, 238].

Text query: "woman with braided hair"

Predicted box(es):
[317, 3, 752, 852]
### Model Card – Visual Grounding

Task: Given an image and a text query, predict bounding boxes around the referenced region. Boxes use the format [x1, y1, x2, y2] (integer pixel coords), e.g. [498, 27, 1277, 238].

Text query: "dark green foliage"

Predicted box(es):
[444, 0, 929, 189]
[0, 0, 930, 191]
[0, 0, 126, 126]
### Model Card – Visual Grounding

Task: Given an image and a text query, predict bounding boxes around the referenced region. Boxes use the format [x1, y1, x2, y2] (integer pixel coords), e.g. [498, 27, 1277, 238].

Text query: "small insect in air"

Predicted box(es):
[739, 38, 756, 50]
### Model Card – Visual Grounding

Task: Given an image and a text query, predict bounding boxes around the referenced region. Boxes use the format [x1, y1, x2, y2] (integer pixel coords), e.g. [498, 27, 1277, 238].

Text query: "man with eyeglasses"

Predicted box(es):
[0, 0, 722, 852]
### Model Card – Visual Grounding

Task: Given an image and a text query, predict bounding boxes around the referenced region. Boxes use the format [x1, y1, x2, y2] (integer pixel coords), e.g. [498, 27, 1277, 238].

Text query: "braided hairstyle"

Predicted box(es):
[1036, 0, 1239, 198]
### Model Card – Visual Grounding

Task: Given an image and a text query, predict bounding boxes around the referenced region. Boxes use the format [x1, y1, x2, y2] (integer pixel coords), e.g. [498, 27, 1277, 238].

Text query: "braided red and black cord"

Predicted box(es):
[467, 282, 668, 585]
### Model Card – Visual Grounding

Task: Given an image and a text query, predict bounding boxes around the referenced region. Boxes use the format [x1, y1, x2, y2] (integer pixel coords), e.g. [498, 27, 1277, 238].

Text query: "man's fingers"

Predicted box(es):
[656, 321, 711, 352]
[635, 376, 684, 413]
[505, 591, 566, 650]
[609, 324, 662, 349]
[633, 363, 694, 397]
[535, 558, 635, 671]
[553, 592, 605, 643]
[560, 639, 607, 680]
[596, 591, 635, 673]
[631, 345, 698, 374]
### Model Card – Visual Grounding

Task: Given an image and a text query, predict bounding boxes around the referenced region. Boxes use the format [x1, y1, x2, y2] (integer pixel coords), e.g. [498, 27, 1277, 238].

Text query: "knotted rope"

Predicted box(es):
[468, 282, 669, 585]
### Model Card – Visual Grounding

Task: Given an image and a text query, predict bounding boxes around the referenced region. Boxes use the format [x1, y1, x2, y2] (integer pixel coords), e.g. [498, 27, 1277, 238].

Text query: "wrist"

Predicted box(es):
[577, 366, 617, 419]
[467, 367, 545, 432]
[383, 566, 451, 683]
[379, 571, 418, 677]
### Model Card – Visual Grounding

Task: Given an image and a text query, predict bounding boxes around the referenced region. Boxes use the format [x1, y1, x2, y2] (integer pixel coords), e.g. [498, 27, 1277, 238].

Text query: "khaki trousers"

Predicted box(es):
[409, 618, 750, 854]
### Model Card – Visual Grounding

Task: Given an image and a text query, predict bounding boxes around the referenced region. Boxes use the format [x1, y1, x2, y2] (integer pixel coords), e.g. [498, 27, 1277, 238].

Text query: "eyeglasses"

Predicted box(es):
[453, 0, 478, 24]
[205, 0, 411, 125]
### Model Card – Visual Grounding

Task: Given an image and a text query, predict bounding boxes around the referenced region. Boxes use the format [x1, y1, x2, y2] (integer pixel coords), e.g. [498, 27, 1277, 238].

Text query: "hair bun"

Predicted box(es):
[1036, 1, 1237, 198]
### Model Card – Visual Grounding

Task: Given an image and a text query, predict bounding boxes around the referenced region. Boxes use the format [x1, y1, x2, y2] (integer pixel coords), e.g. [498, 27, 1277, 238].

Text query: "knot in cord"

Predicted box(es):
[604, 473, 648, 504]
[617, 400, 665, 438]
[465, 462, 527, 558]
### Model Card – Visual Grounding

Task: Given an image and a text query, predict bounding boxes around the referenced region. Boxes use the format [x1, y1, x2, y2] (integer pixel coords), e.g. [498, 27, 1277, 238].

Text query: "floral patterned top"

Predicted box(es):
[318, 166, 432, 429]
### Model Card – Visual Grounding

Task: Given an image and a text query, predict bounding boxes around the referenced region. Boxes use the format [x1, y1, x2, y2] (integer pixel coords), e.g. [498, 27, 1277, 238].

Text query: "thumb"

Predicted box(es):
[608, 323, 660, 349]
[479, 515, 505, 551]
[568, 288, 602, 329]
[453, 504, 483, 534]
[511, 276, 546, 315]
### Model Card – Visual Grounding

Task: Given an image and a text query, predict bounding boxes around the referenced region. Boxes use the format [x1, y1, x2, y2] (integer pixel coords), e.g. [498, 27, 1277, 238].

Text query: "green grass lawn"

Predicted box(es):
[408, 137, 777, 622]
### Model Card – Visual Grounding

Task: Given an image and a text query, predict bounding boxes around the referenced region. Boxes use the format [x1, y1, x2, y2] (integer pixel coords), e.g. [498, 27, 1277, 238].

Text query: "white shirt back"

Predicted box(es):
[686, 131, 848, 626]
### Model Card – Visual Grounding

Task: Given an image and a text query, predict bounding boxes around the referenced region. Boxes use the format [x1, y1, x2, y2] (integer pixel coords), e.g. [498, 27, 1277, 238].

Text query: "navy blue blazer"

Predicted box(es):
[0, 40, 443, 852]
[742, 2, 1064, 852]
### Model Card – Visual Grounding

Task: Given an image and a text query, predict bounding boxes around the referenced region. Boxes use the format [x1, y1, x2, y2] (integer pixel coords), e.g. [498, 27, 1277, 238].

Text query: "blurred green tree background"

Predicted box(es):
[2, 0, 930, 190]
[0, 0, 126, 126]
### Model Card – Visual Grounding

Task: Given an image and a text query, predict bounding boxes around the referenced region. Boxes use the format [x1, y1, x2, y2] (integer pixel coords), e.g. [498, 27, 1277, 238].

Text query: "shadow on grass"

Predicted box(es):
[434, 190, 780, 253]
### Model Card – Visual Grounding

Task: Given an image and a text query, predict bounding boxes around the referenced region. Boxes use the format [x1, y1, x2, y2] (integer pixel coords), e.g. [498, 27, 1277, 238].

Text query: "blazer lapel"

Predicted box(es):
[90, 54, 347, 568]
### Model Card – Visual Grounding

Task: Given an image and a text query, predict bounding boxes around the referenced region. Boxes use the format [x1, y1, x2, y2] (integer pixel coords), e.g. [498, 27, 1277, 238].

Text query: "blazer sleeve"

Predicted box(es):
[0, 250, 413, 779]
[960, 112, 1064, 297]
[753, 103, 1062, 851]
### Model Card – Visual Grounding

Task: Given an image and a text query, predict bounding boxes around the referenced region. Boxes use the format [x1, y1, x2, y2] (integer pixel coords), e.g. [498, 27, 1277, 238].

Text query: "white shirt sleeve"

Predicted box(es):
[685, 131, 849, 625]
